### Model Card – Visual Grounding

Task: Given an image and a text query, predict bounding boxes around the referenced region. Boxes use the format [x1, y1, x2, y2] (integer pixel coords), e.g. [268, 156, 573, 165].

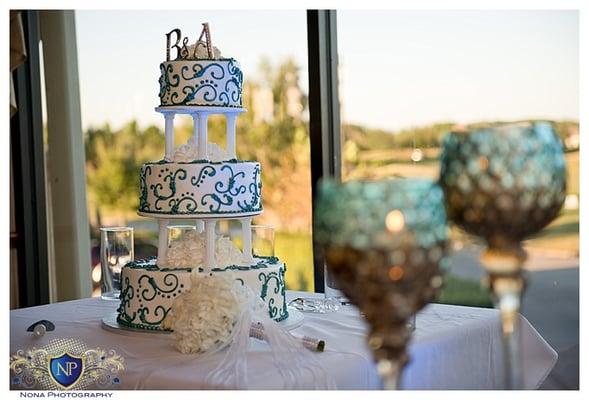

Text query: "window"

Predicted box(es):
[76, 10, 315, 294]
[337, 8, 578, 358]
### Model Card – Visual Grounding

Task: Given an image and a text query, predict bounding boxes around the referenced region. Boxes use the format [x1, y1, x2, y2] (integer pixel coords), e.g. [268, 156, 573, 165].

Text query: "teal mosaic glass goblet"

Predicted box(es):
[439, 122, 567, 389]
[315, 179, 449, 389]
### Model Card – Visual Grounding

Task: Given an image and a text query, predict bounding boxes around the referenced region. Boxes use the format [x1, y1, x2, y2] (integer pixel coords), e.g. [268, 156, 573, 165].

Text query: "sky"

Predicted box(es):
[75, 10, 578, 132]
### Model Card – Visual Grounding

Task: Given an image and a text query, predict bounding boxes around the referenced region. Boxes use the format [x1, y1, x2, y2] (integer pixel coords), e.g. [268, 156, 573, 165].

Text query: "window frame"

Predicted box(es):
[307, 10, 342, 293]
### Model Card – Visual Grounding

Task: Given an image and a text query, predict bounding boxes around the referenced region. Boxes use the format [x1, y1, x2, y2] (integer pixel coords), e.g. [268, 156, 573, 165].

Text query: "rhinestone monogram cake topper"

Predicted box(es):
[166, 23, 216, 61]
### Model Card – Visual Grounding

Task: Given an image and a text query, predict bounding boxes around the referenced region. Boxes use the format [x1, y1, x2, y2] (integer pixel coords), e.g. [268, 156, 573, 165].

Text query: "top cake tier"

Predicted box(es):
[158, 59, 243, 108]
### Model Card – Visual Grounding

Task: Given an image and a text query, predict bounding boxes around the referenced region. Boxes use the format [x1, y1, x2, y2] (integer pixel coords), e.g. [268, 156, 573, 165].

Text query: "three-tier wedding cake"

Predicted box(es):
[117, 25, 288, 331]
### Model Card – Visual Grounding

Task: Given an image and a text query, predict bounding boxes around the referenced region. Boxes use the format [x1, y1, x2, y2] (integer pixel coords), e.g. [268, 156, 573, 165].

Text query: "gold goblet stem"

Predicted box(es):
[369, 323, 411, 390]
[376, 359, 403, 390]
[480, 247, 527, 389]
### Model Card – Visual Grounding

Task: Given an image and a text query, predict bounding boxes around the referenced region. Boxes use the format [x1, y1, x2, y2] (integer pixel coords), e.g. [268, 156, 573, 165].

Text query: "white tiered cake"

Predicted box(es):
[117, 25, 288, 331]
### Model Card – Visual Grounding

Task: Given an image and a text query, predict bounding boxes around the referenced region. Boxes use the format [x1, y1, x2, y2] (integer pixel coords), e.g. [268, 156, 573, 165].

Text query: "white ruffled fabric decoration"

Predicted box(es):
[163, 270, 336, 389]
[172, 138, 231, 162]
[162, 272, 243, 354]
[159, 230, 243, 269]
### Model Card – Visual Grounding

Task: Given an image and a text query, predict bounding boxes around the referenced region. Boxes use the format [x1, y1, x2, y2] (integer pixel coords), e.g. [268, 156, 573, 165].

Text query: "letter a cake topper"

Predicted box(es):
[197, 22, 214, 59]
[164, 23, 216, 61]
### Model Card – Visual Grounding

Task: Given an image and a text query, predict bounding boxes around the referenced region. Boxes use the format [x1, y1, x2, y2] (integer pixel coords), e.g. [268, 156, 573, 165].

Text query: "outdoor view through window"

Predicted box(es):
[337, 10, 578, 364]
[76, 10, 578, 337]
[76, 11, 313, 295]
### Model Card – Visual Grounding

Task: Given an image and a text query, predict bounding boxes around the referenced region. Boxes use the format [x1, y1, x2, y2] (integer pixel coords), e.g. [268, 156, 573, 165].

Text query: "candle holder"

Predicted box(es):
[315, 178, 448, 389]
[439, 122, 566, 389]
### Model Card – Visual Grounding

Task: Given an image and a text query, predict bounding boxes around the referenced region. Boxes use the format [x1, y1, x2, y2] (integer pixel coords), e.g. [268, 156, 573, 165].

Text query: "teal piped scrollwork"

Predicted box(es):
[180, 62, 226, 81]
[126, 255, 278, 273]
[237, 164, 261, 212]
[200, 193, 233, 212]
[139, 165, 152, 211]
[201, 165, 246, 212]
[158, 59, 243, 107]
[118, 257, 289, 327]
[142, 162, 263, 215]
[138, 305, 171, 326]
[138, 273, 180, 301]
[158, 63, 179, 99]
[191, 165, 216, 187]
[169, 195, 198, 213]
[150, 168, 188, 210]
[117, 276, 136, 324]
[258, 270, 285, 319]
[215, 165, 247, 196]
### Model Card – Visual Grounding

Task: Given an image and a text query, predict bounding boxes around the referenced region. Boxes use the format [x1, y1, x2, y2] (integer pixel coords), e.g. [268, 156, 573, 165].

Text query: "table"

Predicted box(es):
[10, 291, 556, 390]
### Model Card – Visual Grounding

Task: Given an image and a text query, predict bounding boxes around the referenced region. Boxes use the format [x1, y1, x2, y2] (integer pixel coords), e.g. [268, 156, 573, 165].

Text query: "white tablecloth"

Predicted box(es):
[10, 291, 556, 390]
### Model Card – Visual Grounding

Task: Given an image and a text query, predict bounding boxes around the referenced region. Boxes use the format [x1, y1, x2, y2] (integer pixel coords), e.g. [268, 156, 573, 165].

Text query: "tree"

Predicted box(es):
[85, 58, 313, 231]
[85, 121, 165, 222]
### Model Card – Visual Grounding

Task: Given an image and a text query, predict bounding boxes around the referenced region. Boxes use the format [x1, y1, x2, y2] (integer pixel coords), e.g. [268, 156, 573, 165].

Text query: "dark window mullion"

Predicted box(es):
[307, 10, 341, 292]
[10, 10, 50, 307]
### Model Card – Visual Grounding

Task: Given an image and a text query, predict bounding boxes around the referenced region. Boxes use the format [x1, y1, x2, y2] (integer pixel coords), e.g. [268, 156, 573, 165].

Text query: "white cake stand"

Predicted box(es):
[101, 308, 304, 338]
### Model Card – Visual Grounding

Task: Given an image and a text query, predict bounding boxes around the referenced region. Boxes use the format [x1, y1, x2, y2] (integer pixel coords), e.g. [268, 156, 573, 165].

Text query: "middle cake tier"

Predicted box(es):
[139, 160, 262, 217]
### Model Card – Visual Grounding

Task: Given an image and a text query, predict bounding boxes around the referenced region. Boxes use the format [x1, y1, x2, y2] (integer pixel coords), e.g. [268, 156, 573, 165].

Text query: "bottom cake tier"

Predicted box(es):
[117, 256, 288, 331]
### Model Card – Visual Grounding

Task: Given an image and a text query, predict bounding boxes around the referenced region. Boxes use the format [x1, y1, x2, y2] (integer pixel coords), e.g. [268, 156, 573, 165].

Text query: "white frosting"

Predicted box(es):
[172, 138, 231, 162]
[160, 230, 243, 269]
[185, 41, 222, 59]
[118, 257, 287, 329]
[139, 160, 262, 217]
[163, 272, 244, 354]
[159, 59, 242, 108]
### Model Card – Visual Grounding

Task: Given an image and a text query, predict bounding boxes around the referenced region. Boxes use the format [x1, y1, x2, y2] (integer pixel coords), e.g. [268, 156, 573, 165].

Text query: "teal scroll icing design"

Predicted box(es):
[258, 271, 283, 319]
[180, 85, 197, 104]
[117, 276, 136, 324]
[200, 193, 233, 212]
[158, 63, 180, 99]
[177, 81, 219, 104]
[180, 63, 226, 81]
[238, 164, 261, 212]
[194, 81, 219, 102]
[169, 194, 198, 213]
[139, 165, 152, 211]
[219, 58, 243, 106]
[279, 264, 288, 320]
[191, 165, 216, 187]
[159, 59, 243, 107]
[150, 168, 187, 210]
[215, 165, 246, 196]
[227, 58, 242, 80]
[201, 165, 247, 212]
[138, 273, 180, 301]
[170, 63, 227, 105]
[138, 305, 170, 326]
[125, 255, 278, 273]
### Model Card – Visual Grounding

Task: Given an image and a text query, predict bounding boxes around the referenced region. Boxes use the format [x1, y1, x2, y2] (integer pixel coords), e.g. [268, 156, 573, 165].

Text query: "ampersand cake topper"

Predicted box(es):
[165, 23, 220, 61]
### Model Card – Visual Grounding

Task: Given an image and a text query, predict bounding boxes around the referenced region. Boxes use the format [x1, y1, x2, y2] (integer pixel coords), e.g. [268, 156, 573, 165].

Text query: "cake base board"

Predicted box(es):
[101, 309, 304, 338]
[137, 210, 262, 220]
[155, 106, 247, 115]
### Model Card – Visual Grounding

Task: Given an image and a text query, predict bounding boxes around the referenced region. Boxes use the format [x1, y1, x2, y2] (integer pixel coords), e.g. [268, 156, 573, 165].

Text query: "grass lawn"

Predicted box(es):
[524, 209, 579, 255]
[437, 274, 493, 308]
[276, 231, 493, 307]
[275, 231, 315, 292]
